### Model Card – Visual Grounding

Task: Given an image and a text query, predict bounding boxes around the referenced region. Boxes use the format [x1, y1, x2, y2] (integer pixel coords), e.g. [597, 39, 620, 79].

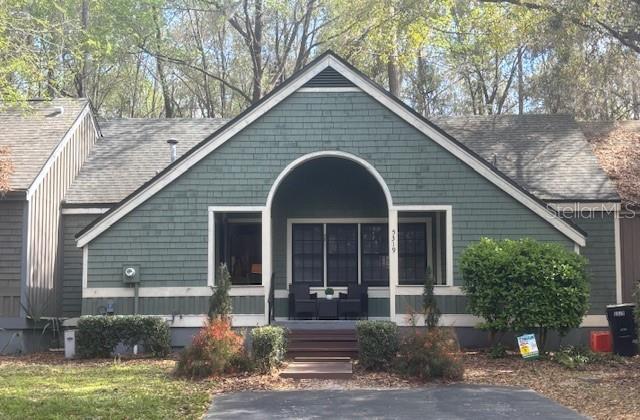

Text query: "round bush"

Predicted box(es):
[460, 237, 589, 350]
[356, 320, 399, 370]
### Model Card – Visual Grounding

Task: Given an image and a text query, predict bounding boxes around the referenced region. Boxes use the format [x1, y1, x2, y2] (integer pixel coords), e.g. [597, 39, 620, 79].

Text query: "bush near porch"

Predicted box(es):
[251, 325, 287, 373]
[460, 237, 589, 352]
[76, 315, 171, 358]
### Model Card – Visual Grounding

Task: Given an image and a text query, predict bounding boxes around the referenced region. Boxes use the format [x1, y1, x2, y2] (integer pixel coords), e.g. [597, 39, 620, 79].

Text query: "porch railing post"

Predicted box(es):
[262, 207, 271, 325]
[388, 208, 398, 322]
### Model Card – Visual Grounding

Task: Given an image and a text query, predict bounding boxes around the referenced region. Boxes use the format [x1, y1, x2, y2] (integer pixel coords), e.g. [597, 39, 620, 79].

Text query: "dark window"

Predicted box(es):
[326, 224, 358, 286]
[292, 224, 324, 286]
[399, 222, 427, 285]
[227, 223, 262, 285]
[361, 223, 389, 286]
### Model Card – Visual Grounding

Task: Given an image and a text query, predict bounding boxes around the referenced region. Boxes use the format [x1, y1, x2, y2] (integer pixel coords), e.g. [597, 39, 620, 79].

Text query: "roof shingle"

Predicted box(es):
[0, 98, 88, 191]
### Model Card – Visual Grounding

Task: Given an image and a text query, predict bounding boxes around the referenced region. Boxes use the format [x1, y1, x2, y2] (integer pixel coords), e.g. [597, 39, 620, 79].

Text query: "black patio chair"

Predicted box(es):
[288, 284, 318, 320]
[338, 284, 368, 319]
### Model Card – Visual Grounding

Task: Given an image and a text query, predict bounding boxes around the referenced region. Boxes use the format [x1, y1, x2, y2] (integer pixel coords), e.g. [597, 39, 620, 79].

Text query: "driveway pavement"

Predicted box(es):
[206, 385, 585, 419]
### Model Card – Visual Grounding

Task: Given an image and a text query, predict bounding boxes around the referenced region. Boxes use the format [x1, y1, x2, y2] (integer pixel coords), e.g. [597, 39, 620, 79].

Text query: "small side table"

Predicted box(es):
[317, 298, 338, 320]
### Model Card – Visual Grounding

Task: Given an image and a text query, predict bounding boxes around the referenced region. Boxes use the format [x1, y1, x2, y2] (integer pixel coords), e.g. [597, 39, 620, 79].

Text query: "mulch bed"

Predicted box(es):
[463, 351, 640, 420]
[3, 351, 639, 419]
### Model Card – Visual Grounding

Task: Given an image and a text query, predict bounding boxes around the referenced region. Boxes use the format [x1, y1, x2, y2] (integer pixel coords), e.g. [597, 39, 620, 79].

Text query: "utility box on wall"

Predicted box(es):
[122, 265, 140, 284]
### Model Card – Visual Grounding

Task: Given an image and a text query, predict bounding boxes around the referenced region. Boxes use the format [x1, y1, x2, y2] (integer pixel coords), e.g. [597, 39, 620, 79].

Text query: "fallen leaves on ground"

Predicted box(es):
[463, 351, 640, 420]
[3, 351, 639, 419]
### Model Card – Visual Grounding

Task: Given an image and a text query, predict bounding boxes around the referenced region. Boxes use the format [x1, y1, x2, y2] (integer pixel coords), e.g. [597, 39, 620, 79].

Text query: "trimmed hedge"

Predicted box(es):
[356, 320, 399, 370]
[76, 315, 171, 358]
[460, 237, 589, 351]
[251, 326, 287, 373]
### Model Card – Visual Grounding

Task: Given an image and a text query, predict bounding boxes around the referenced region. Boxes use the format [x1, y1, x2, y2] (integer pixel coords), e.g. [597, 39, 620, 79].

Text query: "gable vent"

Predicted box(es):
[303, 67, 355, 88]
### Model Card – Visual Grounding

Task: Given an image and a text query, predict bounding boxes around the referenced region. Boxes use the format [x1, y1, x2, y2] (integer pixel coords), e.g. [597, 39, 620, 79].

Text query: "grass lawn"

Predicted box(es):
[0, 357, 212, 420]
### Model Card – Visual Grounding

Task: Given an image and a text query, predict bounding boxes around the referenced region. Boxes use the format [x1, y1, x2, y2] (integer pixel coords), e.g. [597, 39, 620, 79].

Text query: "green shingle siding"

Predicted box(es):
[0, 200, 24, 317]
[62, 214, 99, 317]
[396, 295, 469, 315]
[572, 213, 617, 315]
[86, 91, 584, 317]
[81, 295, 262, 315]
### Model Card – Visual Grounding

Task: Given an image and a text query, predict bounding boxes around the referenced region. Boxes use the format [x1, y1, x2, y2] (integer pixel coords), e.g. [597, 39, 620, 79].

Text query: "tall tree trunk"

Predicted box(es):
[518, 47, 524, 115]
[387, 56, 400, 97]
[77, 0, 90, 98]
[251, 0, 264, 102]
[153, 8, 173, 118]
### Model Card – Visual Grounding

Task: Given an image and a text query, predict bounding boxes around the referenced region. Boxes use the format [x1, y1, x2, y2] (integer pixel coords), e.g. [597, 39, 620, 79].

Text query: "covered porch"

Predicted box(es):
[208, 152, 453, 326]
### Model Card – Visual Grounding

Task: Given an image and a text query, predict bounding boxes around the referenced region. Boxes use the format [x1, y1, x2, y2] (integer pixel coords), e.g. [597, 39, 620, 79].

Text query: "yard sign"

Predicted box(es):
[517, 334, 539, 360]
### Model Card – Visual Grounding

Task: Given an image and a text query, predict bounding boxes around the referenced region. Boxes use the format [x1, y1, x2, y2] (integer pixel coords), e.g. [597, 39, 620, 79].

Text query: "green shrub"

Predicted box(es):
[209, 263, 232, 320]
[175, 318, 244, 378]
[76, 315, 171, 358]
[356, 320, 399, 370]
[552, 346, 600, 370]
[251, 326, 287, 373]
[460, 238, 589, 352]
[395, 328, 464, 381]
[423, 268, 440, 328]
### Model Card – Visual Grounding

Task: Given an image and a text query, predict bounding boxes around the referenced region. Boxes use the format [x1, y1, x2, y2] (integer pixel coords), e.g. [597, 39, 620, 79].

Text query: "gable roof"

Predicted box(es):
[76, 51, 587, 247]
[64, 118, 227, 205]
[434, 115, 619, 202]
[0, 98, 89, 192]
[64, 114, 616, 206]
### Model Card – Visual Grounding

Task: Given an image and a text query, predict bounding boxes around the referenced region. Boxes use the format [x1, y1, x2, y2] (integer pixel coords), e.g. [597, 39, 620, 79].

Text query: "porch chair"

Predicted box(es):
[288, 284, 318, 320]
[338, 284, 368, 319]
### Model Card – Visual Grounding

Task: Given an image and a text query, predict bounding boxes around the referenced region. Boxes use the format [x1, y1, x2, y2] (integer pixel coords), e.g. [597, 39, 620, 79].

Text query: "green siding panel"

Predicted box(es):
[368, 298, 390, 317]
[87, 91, 575, 309]
[572, 213, 617, 315]
[396, 295, 469, 314]
[62, 214, 99, 317]
[274, 298, 289, 318]
[0, 200, 24, 317]
[81, 295, 261, 315]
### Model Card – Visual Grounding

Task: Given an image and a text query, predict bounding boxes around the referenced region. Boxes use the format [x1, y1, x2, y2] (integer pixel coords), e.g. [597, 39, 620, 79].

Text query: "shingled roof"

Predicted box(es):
[64, 119, 227, 205]
[63, 114, 618, 206]
[0, 98, 89, 191]
[433, 114, 619, 202]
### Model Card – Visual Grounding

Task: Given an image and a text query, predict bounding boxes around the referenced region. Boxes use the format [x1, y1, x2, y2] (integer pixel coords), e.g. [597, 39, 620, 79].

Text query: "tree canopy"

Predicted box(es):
[0, 0, 638, 120]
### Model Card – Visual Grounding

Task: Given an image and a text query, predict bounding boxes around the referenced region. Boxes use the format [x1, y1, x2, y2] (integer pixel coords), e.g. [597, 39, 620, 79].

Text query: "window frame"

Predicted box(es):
[287, 216, 444, 289]
[291, 223, 325, 287]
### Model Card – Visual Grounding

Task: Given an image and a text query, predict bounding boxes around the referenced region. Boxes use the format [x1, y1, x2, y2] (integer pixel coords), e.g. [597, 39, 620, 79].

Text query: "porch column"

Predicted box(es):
[388, 208, 398, 322]
[262, 207, 271, 325]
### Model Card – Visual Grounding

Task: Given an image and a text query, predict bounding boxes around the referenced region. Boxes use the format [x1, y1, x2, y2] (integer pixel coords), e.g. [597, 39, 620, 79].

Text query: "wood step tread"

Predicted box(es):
[280, 360, 353, 379]
[293, 356, 351, 362]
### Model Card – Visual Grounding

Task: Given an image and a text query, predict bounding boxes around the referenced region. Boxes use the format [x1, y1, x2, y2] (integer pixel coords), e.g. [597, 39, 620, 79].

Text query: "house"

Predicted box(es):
[0, 99, 99, 352]
[580, 120, 640, 303]
[0, 52, 624, 351]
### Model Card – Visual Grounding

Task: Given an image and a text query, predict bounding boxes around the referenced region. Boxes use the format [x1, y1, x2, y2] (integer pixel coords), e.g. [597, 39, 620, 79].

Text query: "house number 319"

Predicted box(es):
[391, 229, 396, 253]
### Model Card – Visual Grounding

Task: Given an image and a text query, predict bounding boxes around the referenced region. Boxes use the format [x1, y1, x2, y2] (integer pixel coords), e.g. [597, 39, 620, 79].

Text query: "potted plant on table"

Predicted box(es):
[325, 287, 335, 300]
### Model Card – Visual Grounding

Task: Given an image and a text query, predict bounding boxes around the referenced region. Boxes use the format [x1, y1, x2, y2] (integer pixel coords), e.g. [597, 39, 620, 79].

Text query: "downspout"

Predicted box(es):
[134, 283, 139, 315]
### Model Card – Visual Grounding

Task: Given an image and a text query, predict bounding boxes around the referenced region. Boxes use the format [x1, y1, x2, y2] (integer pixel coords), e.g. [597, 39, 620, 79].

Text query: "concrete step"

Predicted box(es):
[280, 359, 353, 380]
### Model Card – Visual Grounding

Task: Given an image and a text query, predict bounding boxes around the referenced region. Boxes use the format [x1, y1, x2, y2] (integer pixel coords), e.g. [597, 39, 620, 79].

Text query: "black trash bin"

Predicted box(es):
[606, 304, 638, 357]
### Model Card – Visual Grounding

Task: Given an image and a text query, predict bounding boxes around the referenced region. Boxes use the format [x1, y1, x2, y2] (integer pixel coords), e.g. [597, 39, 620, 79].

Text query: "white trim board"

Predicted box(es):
[614, 210, 623, 304]
[64, 314, 265, 328]
[61, 207, 110, 215]
[83, 286, 263, 298]
[395, 314, 609, 328]
[75, 53, 585, 248]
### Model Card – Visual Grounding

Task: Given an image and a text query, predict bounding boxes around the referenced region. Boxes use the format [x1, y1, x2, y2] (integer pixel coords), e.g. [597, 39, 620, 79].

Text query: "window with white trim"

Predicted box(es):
[292, 224, 324, 286]
[290, 214, 448, 288]
[361, 223, 389, 286]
